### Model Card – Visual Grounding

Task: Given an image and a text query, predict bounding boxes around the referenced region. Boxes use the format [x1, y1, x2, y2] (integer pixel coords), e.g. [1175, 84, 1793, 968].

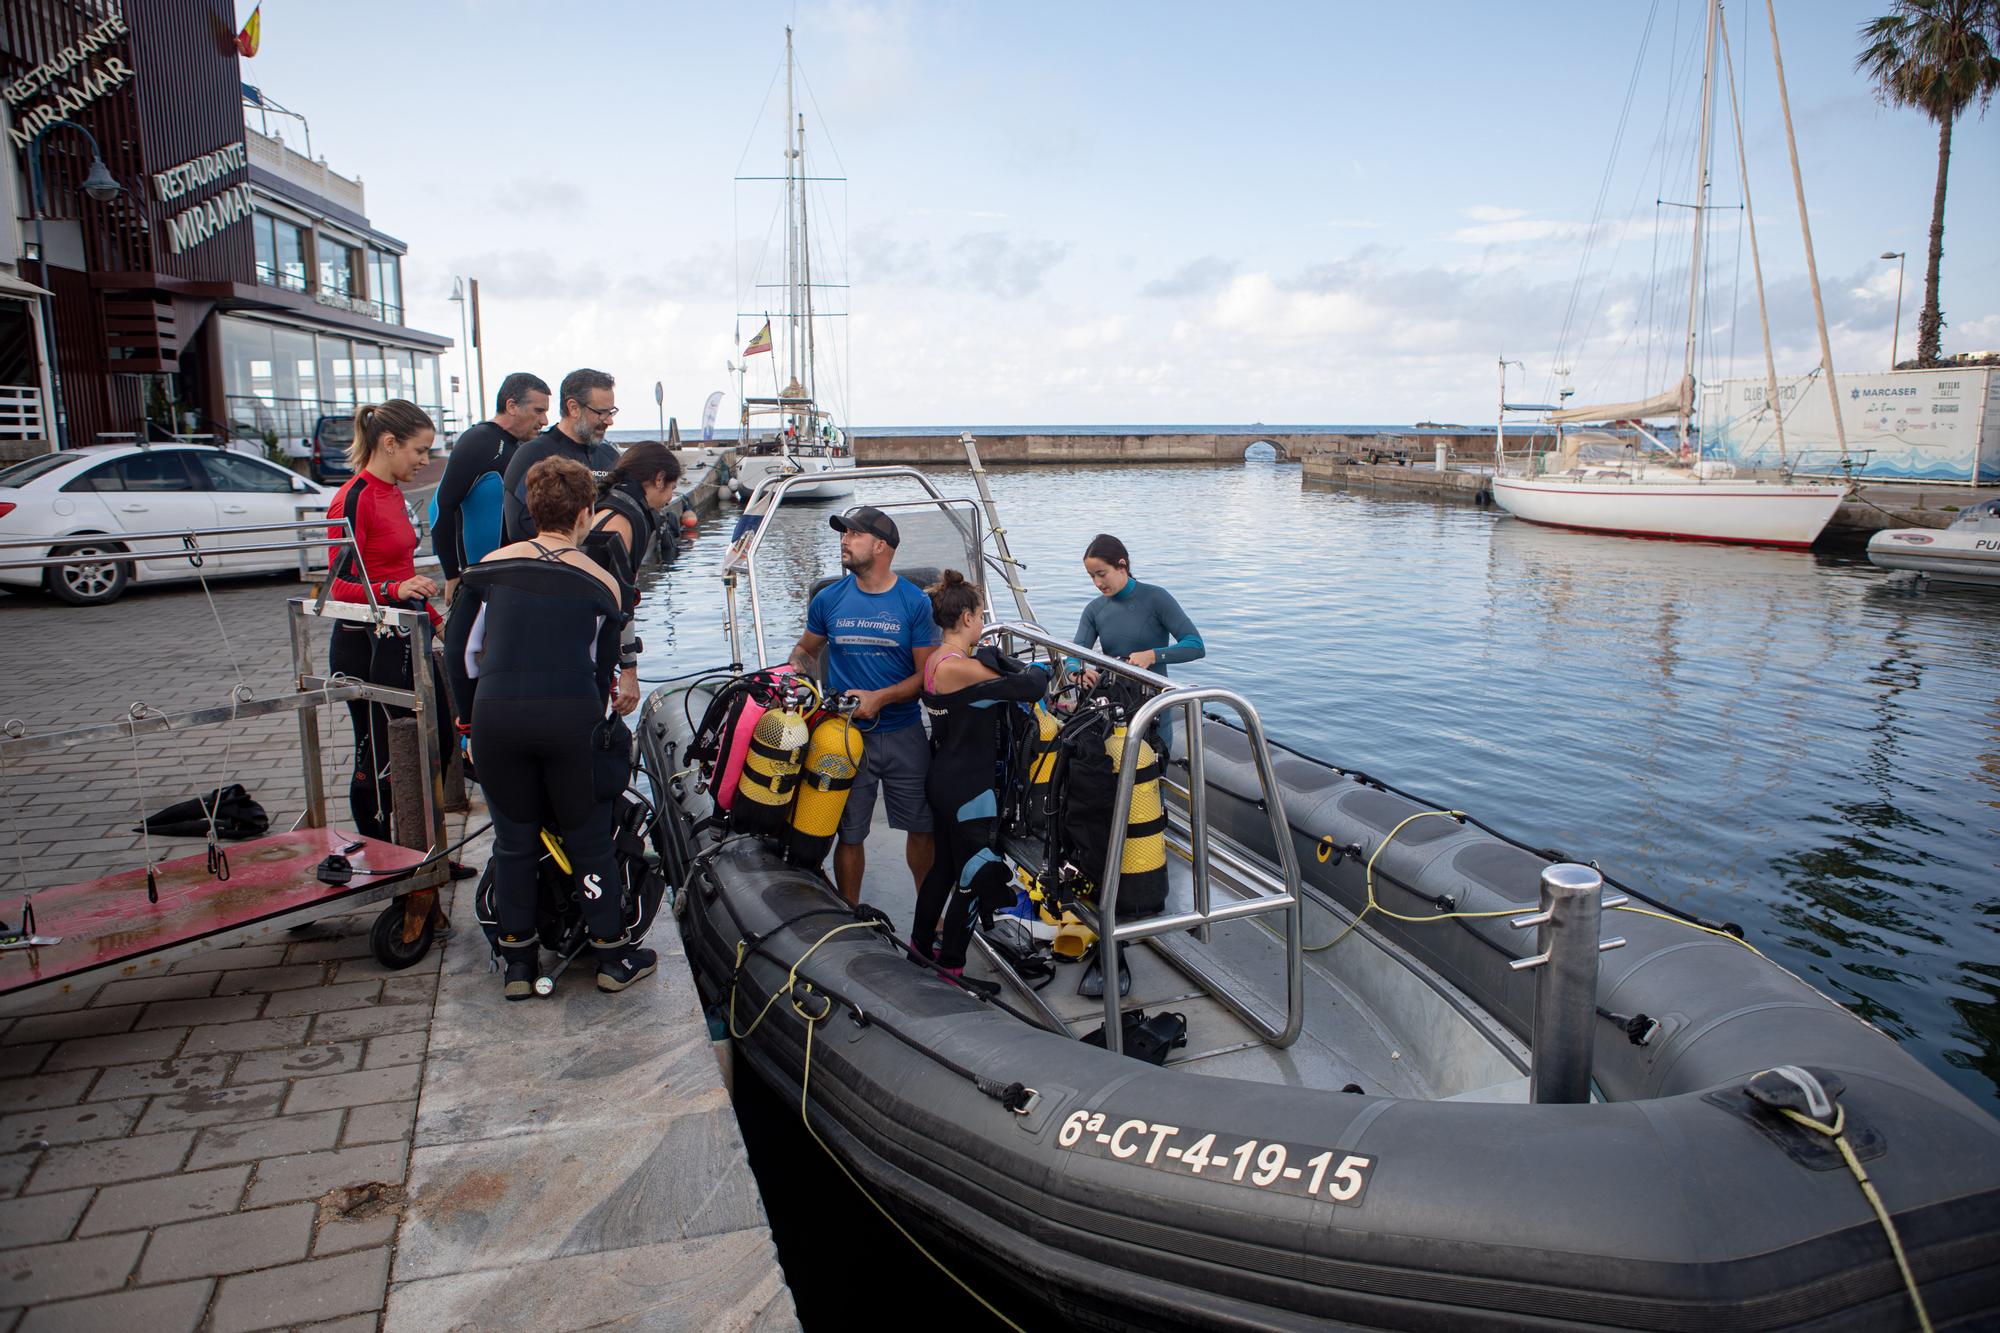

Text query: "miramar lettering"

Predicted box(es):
[2, 13, 134, 150]
[165, 183, 253, 256]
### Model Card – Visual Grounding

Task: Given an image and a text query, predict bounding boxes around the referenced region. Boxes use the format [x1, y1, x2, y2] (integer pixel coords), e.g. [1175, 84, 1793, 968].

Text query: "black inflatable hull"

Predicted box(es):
[645, 692, 2000, 1330]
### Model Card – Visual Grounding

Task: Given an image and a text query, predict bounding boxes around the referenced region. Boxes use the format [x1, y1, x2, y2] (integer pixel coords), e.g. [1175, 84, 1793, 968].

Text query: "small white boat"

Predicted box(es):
[1867, 497, 2000, 586]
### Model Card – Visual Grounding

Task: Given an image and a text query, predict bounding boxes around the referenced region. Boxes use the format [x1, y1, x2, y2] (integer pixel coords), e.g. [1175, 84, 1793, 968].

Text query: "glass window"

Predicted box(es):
[370, 251, 402, 323]
[317, 335, 355, 411]
[253, 215, 277, 285]
[319, 240, 358, 297]
[352, 341, 386, 400]
[198, 452, 295, 493]
[218, 317, 277, 425]
[0, 454, 80, 487]
[411, 353, 441, 417]
[273, 217, 307, 291]
[65, 452, 198, 493]
[382, 347, 410, 401]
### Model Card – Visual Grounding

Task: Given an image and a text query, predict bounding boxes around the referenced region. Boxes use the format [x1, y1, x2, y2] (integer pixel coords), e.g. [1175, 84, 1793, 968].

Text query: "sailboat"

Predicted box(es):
[1491, 0, 1847, 550]
[729, 28, 856, 505]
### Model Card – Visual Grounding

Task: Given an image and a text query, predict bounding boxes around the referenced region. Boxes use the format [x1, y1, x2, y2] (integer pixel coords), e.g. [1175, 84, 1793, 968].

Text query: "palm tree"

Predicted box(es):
[1855, 0, 2000, 366]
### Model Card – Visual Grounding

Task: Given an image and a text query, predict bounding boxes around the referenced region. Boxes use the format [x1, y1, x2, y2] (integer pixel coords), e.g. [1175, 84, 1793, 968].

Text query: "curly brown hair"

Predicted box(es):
[525, 456, 596, 536]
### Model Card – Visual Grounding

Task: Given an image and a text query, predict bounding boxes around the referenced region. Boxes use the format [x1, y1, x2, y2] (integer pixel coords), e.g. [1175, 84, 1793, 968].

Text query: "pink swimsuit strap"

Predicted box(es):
[924, 648, 967, 694]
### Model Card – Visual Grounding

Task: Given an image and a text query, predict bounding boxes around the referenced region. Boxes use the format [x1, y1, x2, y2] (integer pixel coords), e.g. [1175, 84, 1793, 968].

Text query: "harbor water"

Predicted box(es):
[633, 453, 1998, 1323]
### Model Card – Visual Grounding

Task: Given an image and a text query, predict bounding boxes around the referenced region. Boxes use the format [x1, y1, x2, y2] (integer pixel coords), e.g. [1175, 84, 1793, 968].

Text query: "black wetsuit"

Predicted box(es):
[500, 425, 618, 544]
[444, 549, 625, 944]
[913, 647, 1050, 969]
[430, 422, 517, 582]
[582, 479, 660, 668]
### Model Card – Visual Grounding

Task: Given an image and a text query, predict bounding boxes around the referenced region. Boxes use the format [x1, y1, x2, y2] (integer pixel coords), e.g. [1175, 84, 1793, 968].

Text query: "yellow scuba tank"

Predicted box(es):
[1105, 723, 1168, 915]
[1022, 700, 1061, 834]
[731, 702, 811, 835]
[785, 713, 864, 866]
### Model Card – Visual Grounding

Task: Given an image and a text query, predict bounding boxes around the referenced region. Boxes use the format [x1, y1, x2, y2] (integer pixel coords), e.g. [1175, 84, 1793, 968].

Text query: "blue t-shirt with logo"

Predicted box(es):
[807, 574, 939, 733]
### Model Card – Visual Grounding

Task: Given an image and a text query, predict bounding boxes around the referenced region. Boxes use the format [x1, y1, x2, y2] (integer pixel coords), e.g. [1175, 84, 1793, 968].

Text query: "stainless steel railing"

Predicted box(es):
[984, 620, 1304, 1056]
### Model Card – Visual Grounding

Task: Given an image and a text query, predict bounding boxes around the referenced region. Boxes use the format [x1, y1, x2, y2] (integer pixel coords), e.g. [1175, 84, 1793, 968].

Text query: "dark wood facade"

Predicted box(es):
[5, 0, 444, 447]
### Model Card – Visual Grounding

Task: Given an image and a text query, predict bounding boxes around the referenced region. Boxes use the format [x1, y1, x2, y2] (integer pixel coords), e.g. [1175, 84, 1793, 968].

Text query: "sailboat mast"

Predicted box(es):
[1678, 0, 1721, 458]
[1717, 7, 1788, 469]
[1762, 0, 1849, 458]
[800, 115, 818, 412]
[784, 28, 800, 397]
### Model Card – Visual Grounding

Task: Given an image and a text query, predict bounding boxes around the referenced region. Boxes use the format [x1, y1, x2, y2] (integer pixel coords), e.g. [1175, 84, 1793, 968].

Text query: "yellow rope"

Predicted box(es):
[1776, 1105, 1933, 1333]
[727, 920, 878, 1040]
[1611, 903, 1766, 957]
[797, 1010, 1029, 1333]
[726, 913, 1028, 1331]
[1305, 811, 1521, 952]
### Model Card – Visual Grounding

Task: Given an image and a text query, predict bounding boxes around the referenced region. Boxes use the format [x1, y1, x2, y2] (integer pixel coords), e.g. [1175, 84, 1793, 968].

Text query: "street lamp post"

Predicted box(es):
[1880, 251, 1906, 371]
[26, 118, 121, 451]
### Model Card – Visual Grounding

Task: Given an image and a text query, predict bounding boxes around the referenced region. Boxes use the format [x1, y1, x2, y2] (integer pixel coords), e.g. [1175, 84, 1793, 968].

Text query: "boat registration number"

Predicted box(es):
[1055, 1110, 1374, 1207]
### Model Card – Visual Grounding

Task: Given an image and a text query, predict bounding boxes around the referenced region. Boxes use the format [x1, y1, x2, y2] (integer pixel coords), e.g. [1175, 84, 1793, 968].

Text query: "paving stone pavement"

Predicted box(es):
[0, 568, 794, 1330]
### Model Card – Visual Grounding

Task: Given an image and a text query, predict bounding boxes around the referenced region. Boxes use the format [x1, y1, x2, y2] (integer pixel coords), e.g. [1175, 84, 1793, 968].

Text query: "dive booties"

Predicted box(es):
[595, 942, 658, 993]
[787, 712, 864, 866]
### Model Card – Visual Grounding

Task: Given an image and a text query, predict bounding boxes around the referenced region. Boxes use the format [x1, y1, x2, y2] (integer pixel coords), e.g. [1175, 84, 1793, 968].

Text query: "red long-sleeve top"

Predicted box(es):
[328, 471, 439, 626]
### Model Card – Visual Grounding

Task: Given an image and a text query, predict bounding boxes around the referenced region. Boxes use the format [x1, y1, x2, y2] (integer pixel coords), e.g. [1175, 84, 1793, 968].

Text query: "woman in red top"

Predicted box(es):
[326, 399, 459, 857]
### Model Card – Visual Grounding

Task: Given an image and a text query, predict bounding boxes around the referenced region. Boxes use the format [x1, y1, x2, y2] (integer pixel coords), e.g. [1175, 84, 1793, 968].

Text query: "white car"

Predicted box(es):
[0, 444, 332, 606]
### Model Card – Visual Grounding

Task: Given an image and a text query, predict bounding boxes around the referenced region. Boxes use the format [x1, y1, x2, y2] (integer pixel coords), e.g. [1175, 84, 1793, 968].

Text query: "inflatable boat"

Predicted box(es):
[638, 456, 2000, 1330]
[1867, 498, 2000, 588]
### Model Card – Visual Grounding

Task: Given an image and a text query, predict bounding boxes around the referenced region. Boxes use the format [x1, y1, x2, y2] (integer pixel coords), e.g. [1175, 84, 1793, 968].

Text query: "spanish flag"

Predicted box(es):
[743, 320, 772, 357]
[236, 4, 262, 57]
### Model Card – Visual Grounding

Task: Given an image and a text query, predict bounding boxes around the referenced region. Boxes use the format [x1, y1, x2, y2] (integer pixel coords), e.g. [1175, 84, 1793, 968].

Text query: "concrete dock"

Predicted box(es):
[0, 562, 793, 1327]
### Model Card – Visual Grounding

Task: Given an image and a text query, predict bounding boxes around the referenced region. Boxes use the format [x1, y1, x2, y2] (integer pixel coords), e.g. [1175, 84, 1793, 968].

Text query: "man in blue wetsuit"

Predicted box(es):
[788, 506, 939, 907]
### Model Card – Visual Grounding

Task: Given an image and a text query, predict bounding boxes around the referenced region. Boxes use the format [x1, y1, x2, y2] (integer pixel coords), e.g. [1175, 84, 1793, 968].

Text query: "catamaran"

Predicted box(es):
[729, 28, 855, 505]
[1492, 0, 1847, 549]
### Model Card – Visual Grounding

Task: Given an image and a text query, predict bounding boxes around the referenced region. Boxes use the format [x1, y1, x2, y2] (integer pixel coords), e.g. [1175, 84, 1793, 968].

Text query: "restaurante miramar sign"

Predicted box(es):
[2, 12, 133, 149]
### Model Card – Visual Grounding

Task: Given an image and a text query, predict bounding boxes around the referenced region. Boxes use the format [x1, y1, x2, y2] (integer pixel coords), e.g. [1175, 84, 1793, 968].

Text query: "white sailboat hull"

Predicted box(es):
[1491, 475, 1844, 548]
[732, 452, 856, 503]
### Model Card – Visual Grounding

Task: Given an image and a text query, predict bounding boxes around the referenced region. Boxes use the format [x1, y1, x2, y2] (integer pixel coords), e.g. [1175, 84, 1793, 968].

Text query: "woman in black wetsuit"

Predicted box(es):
[445, 457, 655, 1000]
[583, 442, 682, 716]
[911, 570, 1050, 977]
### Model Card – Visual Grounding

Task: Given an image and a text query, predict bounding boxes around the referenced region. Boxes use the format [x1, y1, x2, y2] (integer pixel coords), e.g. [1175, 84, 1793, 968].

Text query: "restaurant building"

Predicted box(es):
[2, 0, 450, 461]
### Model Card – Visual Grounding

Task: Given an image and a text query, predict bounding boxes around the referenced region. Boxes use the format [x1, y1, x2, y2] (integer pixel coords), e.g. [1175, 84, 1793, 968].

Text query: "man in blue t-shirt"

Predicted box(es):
[789, 506, 939, 907]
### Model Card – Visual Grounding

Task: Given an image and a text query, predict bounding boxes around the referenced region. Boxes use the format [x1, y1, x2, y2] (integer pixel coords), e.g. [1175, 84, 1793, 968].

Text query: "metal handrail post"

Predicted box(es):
[1096, 685, 1302, 1055]
[1510, 864, 1628, 1104]
[1185, 696, 1211, 945]
[288, 600, 327, 829]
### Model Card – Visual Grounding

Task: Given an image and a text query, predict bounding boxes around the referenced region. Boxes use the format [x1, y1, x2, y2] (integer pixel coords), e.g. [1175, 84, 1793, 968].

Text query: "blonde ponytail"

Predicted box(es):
[348, 399, 436, 472]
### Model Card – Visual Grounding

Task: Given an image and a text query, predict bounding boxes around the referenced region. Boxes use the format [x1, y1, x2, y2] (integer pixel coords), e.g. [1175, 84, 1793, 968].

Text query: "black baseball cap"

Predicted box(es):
[830, 505, 899, 548]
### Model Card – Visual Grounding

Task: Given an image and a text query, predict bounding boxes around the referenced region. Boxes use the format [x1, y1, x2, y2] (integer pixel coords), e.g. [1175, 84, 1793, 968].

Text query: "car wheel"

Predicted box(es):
[45, 540, 132, 606]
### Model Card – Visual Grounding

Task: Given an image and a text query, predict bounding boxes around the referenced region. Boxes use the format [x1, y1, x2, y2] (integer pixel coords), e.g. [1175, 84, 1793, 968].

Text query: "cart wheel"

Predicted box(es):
[370, 901, 436, 970]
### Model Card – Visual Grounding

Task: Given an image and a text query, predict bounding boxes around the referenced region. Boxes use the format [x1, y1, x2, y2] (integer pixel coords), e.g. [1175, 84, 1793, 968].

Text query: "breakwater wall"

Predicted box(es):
[1301, 452, 1493, 502]
[852, 430, 1530, 466]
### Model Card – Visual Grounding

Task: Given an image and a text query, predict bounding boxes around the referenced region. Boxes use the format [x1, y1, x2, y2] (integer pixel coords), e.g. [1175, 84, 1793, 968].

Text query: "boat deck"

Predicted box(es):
[849, 808, 1525, 1103]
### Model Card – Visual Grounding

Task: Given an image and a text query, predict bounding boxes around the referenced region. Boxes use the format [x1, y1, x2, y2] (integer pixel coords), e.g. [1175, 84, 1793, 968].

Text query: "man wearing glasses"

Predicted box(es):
[500, 367, 622, 542]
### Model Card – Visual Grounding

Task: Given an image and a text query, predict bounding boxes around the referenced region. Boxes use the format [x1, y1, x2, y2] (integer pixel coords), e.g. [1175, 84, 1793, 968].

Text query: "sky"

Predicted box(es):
[241, 0, 1999, 428]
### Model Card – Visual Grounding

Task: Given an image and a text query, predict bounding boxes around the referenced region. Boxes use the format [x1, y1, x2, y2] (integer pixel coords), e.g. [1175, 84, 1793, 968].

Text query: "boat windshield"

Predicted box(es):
[726, 467, 995, 669]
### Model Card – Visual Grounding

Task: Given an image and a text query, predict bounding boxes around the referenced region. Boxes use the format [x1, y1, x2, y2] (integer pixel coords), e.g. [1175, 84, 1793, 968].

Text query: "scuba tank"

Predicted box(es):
[731, 677, 814, 835]
[1105, 721, 1168, 917]
[689, 667, 792, 812]
[785, 705, 864, 867]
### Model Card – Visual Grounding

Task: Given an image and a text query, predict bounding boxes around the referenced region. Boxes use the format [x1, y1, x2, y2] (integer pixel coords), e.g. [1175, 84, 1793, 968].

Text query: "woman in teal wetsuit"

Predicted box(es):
[1071, 534, 1204, 753]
